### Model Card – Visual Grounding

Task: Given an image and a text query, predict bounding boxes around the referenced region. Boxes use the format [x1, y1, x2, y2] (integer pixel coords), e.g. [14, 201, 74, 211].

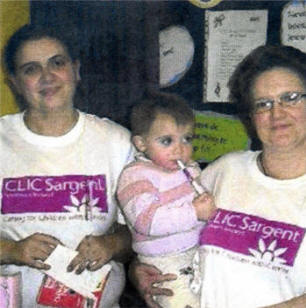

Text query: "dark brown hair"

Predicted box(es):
[3, 23, 79, 76]
[130, 92, 194, 137]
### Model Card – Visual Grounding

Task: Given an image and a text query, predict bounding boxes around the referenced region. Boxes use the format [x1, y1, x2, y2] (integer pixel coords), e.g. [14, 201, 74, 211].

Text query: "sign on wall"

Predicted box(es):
[0, 0, 30, 116]
[203, 10, 268, 103]
[192, 111, 250, 163]
[281, 0, 306, 52]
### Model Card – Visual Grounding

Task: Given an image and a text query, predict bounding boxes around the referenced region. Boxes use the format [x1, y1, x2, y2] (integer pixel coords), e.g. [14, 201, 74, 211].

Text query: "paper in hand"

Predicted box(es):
[43, 244, 111, 299]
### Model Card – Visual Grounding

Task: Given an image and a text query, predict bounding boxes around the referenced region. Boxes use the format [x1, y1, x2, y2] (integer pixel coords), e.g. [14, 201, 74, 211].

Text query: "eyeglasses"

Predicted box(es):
[252, 91, 306, 114]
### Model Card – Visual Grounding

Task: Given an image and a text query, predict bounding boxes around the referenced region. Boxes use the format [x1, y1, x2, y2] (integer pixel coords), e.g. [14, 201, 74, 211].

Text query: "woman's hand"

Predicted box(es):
[67, 224, 133, 274]
[2, 233, 61, 270]
[67, 234, 112, 274]
[128, 259, 177, 308]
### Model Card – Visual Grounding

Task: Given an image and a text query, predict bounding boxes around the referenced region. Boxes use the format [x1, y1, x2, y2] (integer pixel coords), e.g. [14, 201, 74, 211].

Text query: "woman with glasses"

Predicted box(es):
[129, 45, 306, 308]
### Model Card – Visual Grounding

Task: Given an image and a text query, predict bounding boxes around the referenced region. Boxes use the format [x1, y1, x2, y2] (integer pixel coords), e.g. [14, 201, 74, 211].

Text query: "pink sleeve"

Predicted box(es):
[117, 164, 198, 237]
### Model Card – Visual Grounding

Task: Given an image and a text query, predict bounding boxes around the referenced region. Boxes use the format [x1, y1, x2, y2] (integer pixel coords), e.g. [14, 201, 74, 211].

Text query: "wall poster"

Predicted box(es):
[281, 0, 306, 52]
[192, 111, 250, 163]
[203, 10, 268, 103]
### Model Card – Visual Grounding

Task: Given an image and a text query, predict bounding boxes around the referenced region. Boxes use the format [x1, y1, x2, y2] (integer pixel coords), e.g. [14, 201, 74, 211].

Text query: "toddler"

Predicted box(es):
[117, 92, 216, 308]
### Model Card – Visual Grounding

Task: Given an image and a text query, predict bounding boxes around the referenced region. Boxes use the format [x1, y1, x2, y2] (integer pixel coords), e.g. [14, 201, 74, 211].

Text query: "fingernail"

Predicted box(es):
[67, 265, 72, 272]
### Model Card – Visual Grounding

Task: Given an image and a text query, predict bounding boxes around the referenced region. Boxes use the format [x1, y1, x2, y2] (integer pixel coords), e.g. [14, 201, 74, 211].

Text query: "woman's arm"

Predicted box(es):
[0, 238, 16, 264]
[104, 223, 133, 263]
[263, 294, 306, 308]
[0, 234, 61, 269]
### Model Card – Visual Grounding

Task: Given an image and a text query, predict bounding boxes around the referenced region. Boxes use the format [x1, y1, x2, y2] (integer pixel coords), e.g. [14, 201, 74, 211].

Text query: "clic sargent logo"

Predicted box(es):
[1, 175, 107, 215]
[199, 209, 305, 267]
[4, 177, 105, 195]
[212, 210, 301, 242]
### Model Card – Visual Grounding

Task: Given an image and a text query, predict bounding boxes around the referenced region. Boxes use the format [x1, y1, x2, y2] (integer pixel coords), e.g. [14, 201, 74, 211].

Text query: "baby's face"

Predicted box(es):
[136, 113, 194, 171]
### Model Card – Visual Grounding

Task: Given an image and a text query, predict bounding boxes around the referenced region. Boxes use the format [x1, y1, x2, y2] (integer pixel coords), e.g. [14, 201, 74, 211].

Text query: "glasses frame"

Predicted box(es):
[252, 92, 306, 114]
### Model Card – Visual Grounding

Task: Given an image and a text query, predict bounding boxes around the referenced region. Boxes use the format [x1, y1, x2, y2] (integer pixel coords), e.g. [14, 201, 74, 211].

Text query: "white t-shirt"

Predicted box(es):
[199, 151, 306, 308]
[0, 111, 135, 308]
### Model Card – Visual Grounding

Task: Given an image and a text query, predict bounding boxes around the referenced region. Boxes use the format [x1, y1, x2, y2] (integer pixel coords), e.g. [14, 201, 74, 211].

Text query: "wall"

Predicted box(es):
[161, 0, 289, 113]
[0, 0, 30, 116]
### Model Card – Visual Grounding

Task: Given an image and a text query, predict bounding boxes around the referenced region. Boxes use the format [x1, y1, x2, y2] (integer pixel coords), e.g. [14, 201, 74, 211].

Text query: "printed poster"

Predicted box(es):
[192, 111, 249, 163]
[281, 0, 306, 52]
[203, 10, 268, 102]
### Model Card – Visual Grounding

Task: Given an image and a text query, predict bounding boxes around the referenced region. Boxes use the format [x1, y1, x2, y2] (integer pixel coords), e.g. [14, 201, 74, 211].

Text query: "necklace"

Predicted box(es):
[257, 153, 306, 210]
[257, 152, 306, 179]
[257, 153, 269, 176]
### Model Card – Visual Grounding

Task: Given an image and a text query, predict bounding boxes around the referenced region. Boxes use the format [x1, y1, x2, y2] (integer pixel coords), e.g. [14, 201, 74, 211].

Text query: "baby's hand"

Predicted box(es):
[193, 193, 217, 221]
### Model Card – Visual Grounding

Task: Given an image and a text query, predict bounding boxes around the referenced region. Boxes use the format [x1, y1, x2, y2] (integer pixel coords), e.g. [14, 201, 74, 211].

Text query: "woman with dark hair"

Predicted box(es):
[0, 24, 134, 307]
[130, 45, 306, 308]
[229, 45, 306, 141]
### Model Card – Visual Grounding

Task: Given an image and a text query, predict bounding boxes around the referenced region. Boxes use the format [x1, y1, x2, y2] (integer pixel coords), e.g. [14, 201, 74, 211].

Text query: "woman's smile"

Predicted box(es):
[39, 86, 60, 98]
